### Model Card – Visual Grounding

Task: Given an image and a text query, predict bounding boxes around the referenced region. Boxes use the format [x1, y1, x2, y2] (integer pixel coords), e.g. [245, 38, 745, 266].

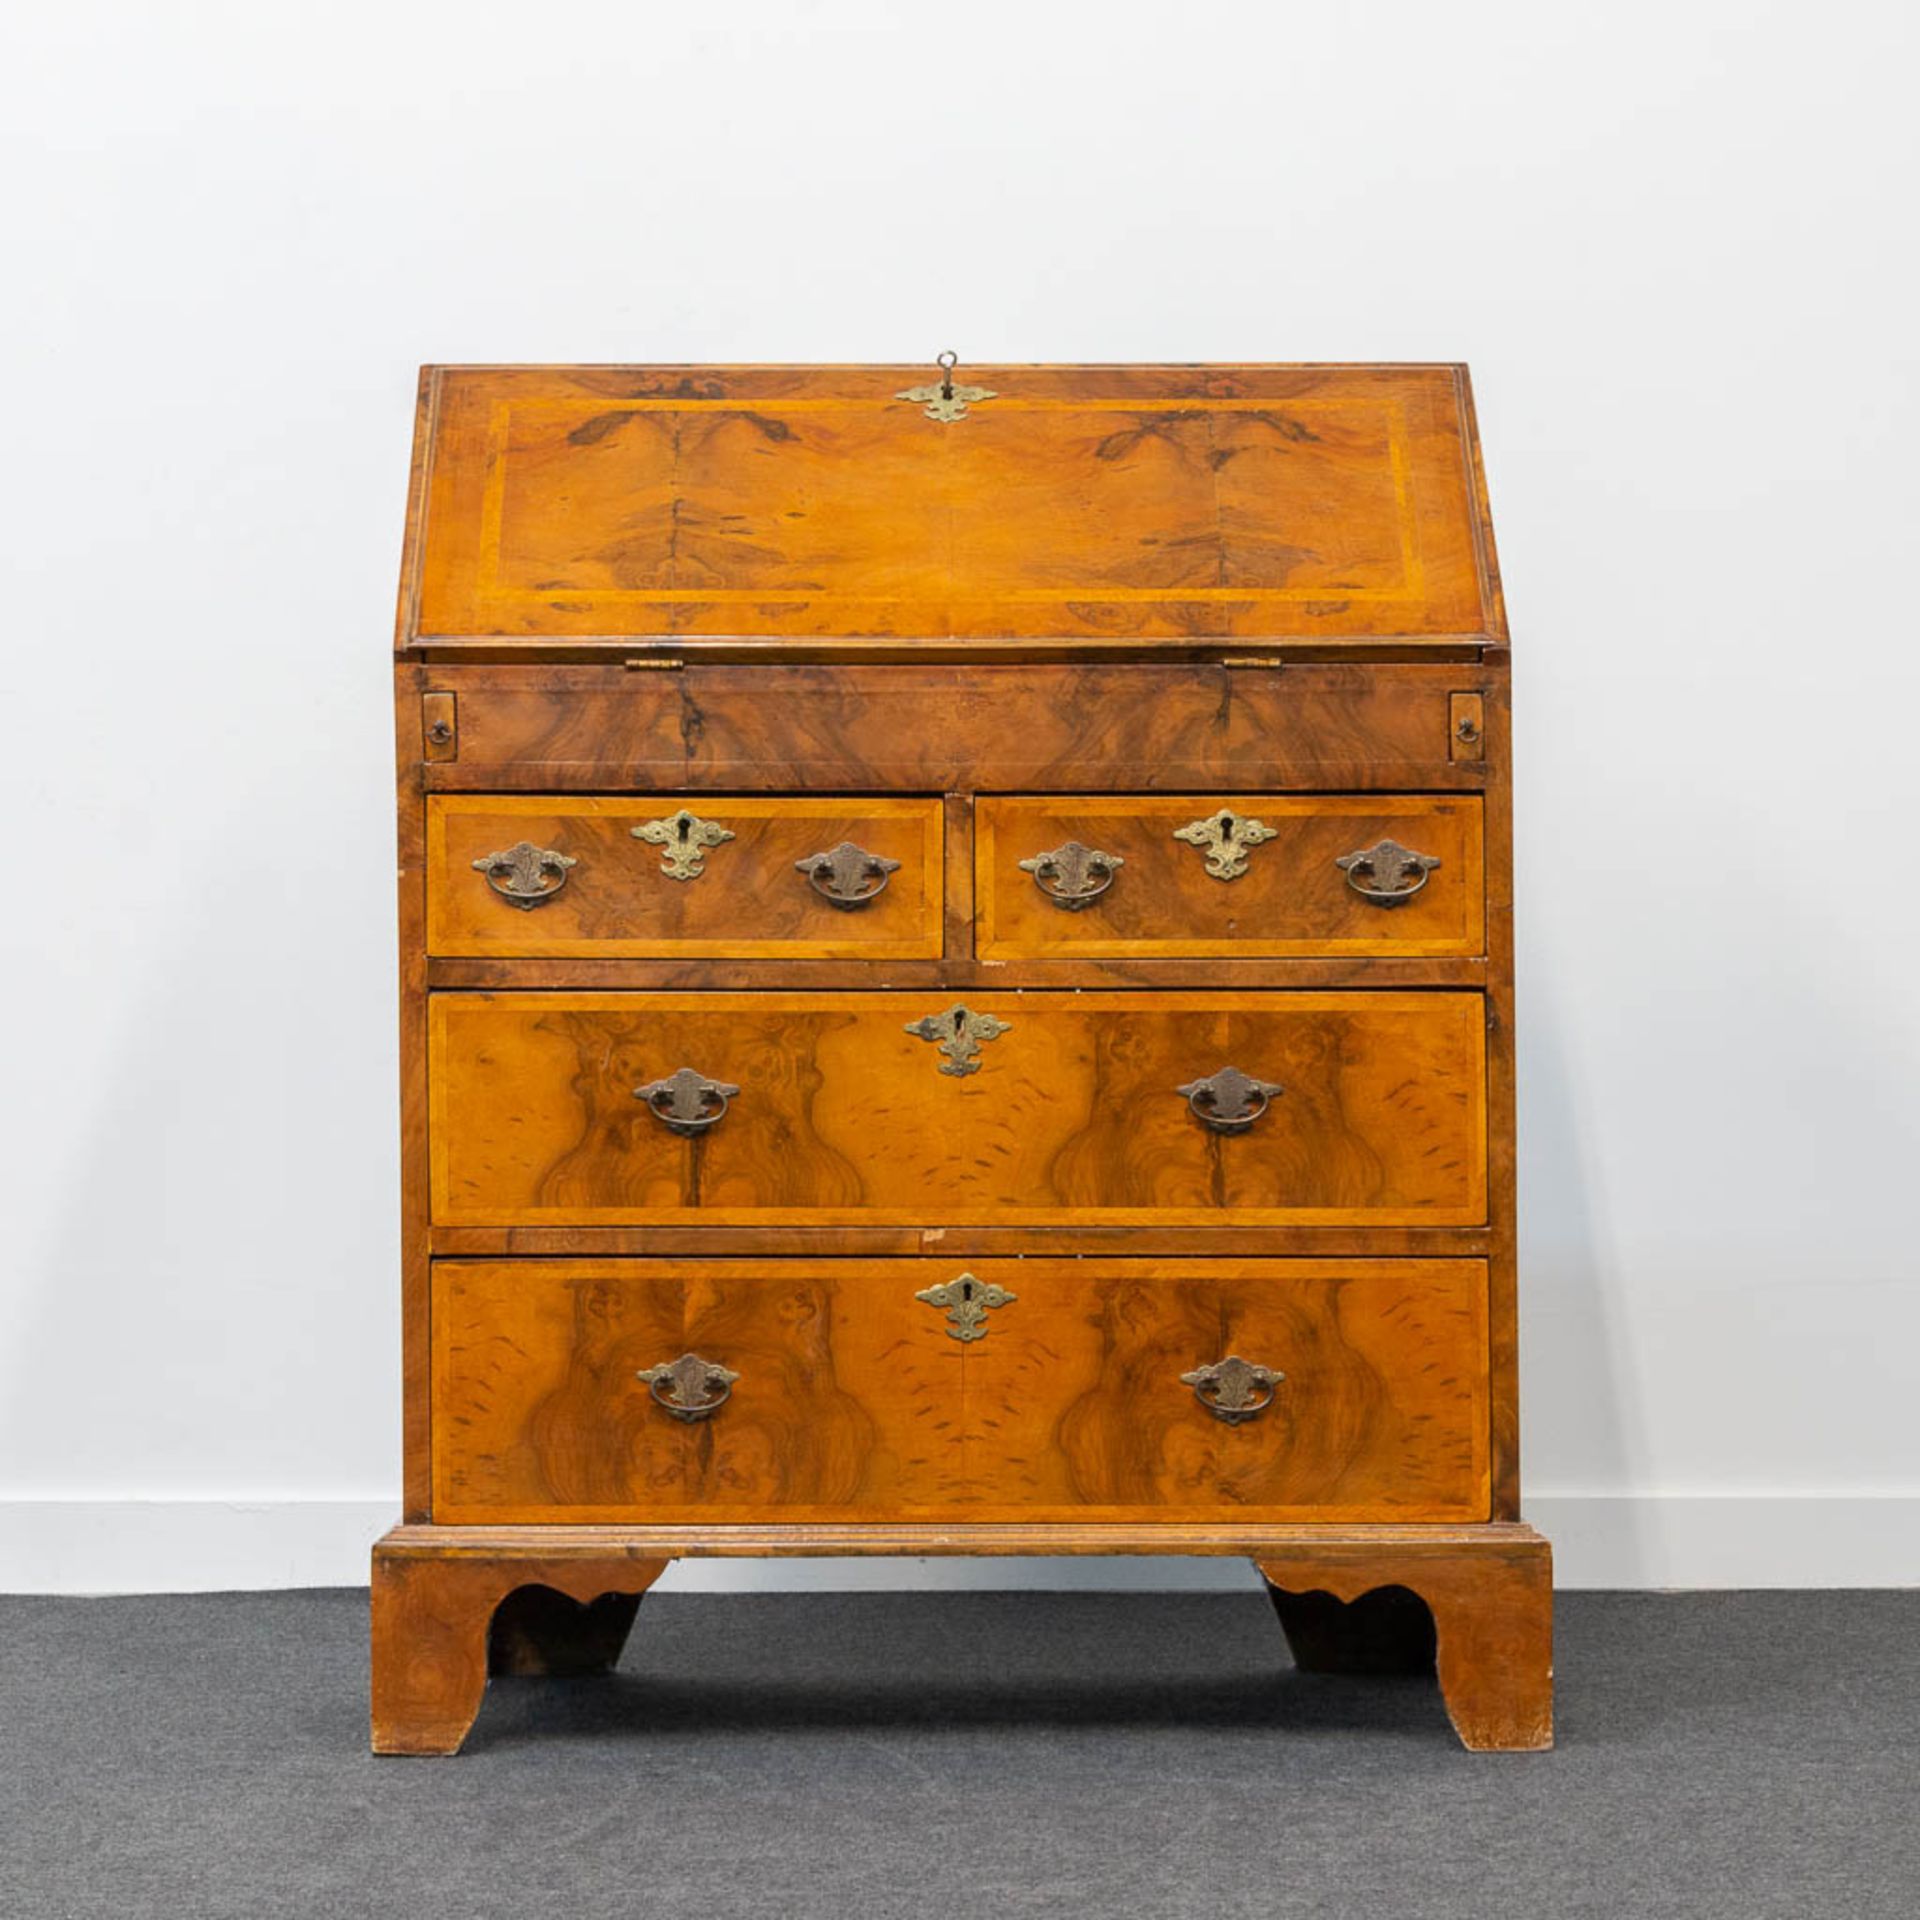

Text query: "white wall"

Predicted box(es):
[3, 0, 1916, 1593]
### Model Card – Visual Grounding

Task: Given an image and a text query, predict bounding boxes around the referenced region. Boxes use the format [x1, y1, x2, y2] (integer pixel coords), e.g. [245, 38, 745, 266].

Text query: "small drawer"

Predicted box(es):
[431, 1257, 1490, 1524]
[428, 990, 1487, 1228]
[977, 795, 1483, 959]
[426, 796, 944, 958]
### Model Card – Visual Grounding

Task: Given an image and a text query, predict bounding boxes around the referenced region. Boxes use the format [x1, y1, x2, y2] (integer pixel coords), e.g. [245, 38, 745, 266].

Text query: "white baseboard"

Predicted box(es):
[2, 1495, 1914, 1595]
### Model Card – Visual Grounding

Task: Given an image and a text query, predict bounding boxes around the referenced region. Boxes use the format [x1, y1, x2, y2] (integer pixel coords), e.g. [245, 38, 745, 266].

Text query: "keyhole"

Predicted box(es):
[1220, 814, 1235, 838]
[676, 815, 691, 846]
[957, 1279, 976, 1304]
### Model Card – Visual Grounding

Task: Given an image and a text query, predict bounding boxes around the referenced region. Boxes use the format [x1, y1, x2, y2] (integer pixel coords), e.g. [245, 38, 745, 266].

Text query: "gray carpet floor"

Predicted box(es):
[2, 1590, 1916, 1918]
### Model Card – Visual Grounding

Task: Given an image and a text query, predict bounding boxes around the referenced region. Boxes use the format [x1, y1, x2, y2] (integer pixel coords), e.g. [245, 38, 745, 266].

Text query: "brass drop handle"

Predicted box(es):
[1017, 840, 1124, 911]
[471, 841, 578, 910]
[637, 1353, 739, 1423]
[1176, 1066, 1283, 1134]
[795, 841, 901, 910]
[634, 1067, 740, 1135]
[1335, 838, 1441, 906]
[1181, 1355, 1285, 1426]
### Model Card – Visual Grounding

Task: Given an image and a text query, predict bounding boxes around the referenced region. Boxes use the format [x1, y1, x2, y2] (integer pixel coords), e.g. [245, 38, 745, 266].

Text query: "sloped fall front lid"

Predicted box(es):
[399, 364, 1503, 648]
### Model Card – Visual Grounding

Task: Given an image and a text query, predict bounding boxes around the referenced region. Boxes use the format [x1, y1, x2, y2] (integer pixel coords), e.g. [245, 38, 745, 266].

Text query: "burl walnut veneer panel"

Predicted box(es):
[428, 796, 943, 958]
[408, 366, 1499, 644]
[977, 795, 1484, 958]
[427, 991, 1488, 1229]
[431, 1259, 1490, 1524]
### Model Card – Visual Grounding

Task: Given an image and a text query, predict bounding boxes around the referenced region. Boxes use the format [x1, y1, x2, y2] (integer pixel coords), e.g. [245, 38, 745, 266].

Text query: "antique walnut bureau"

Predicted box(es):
[372, 360, 1552, 1754]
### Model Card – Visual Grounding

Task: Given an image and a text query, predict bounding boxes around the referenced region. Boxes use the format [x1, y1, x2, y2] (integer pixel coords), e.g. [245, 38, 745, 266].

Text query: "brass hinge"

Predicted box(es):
[625, 657, 686, 672]
[1221, 657, 1286, 670]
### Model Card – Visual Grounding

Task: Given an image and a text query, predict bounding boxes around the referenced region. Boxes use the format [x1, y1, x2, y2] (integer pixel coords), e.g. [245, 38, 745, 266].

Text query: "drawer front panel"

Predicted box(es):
[432, 1258, 1490, 1523]
[429, 991, 1486, 1227]
[427, 796, 944, 958]
[978, 795, 1483, 958]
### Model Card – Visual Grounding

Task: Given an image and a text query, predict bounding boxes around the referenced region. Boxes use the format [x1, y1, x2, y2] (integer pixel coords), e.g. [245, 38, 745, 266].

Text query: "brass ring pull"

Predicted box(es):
[1180, 1355, 1285, 1426]
[1017, 840, 1124, 911]
[634, 1067, 740, 1135]
[637, 1353, 740, 1423]
[471, 841, 577, 910]
[795, 841, 901, 910]
[1335, 838, 1441, 907]
[1176, 1066, 1283, 1134]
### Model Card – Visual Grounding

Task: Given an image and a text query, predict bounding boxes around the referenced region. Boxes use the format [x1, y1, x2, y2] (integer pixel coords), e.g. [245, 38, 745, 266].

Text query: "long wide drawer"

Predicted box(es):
[427, 796, 944, 958]
[977, 795, 1484, 958]
[431, 1258, 1490, 1523]
[428, 991, 1487, 1227]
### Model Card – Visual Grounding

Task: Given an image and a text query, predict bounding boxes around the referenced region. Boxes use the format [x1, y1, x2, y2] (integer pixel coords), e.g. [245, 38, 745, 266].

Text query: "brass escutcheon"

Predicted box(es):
[632, 809, 734, 881]
[471, 841, 577, 910]
[1181, 1355, 1285, 1426]
[795, 840, 901, 910]
[637, 1353, 740, 1423]
[1018, 840, 1124, 911]
[905, 1003, 1011, 1077]
[896, 350, 996, 424]
[915, 1272, 1017, 1343]
[1172, 808, 1278, 881]
[1335, 838, 1441, 906]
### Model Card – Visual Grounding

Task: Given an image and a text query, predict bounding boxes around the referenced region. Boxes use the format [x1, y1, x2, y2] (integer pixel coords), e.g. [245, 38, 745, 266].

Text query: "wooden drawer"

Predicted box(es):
[428, 991, 1486, 1227]
[977, 795, 1483, 958]
[431, 1258, 1490, 1523]
[426, 796, 944, 958]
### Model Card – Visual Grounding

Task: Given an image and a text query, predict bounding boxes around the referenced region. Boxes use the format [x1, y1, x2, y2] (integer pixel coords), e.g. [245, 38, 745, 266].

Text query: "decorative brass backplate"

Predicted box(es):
[1177, 1066, 1284, 1134]
[896, 351, 995, 424]
[795, 840, 902, 910]
[1017, 840, 1124, 911]
[631, 809, 734, 881]
[1335, 838, 1441, 906]
[1180, 1355, 1285, 1426]
[634, 1067, 741, 1135]
[1172, 808, 1279, 881]
[471, 840, 577, 910]
[905, 1003, 1011, 1077]
[915, 1272, 1017, 1342]
[636, 1353, 740, 1423]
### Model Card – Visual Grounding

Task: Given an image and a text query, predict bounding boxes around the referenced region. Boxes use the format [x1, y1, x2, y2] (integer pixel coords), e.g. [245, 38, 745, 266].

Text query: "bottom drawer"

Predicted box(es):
[432, 1258, 1490, 1524]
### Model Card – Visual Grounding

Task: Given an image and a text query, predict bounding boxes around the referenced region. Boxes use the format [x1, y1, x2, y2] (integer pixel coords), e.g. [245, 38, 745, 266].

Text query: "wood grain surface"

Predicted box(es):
[369, 1521, 1546, 1753]
[977, 794, 1484, 957]
[1254, 1529, 1551, 1749]
[407, 365, 1497, 644]
[412, 662, 1486, 791]
[430, 1257, 1488, 1524]
[427, 990, 1488, 1227]
[428, 795, 943, 957]
[380, 361, 1543, 1760]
